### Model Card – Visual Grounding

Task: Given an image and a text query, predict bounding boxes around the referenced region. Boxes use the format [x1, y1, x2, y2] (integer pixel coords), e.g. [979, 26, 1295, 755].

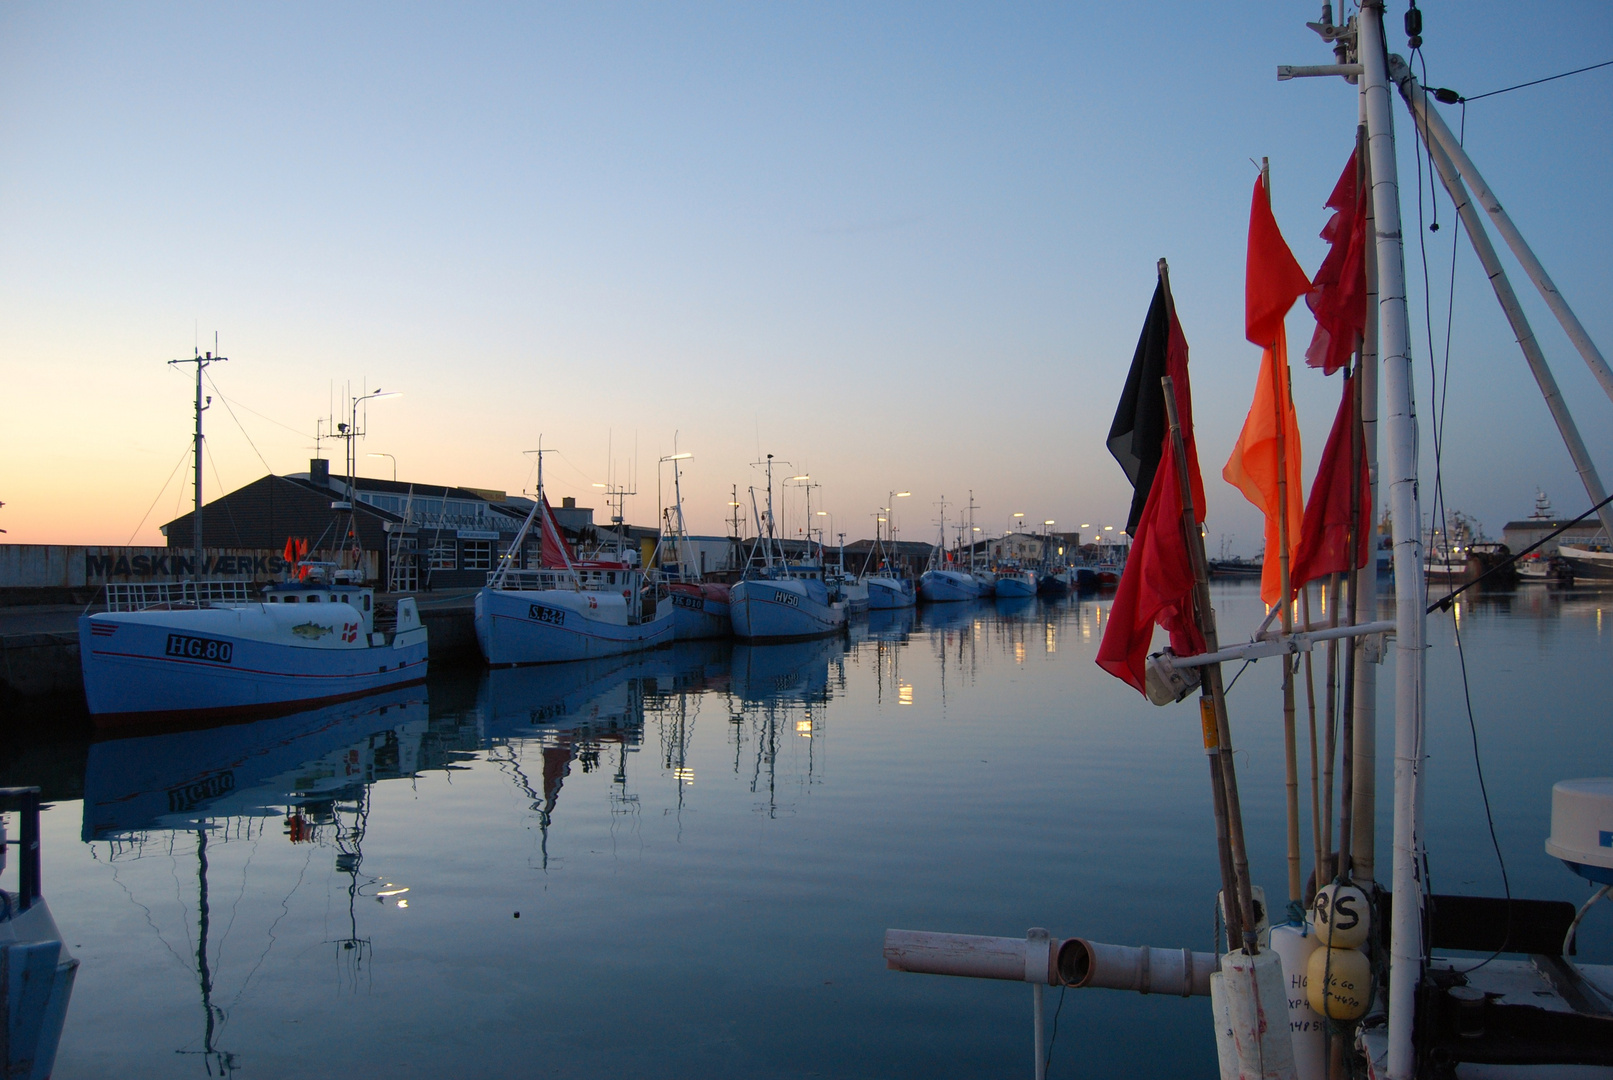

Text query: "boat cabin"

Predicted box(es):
[262, 568, 376, 636]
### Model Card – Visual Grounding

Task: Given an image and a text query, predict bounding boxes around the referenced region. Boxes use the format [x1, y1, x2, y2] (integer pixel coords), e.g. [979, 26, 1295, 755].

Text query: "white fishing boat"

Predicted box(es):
[918, 501, 985, 602]
[860, 491, 919, 609]
[882, 6, 1613, 1075]
[78, 353, 428, 728]
[991, 566, 1038, 598]
[729, 455, 848, 641]
[474, 449, 674, 665]
[1557, 543, 1613, 580]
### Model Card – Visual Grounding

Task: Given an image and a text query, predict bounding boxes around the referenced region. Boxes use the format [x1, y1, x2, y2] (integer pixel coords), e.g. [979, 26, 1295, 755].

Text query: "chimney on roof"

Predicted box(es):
[563, 496, 576, 509]
[311, 458, 330, 487]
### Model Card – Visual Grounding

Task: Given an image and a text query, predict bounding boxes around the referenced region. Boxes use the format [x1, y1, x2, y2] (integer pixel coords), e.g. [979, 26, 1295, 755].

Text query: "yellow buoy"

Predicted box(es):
[1306, 946, 1371, 1020]
[1311, 882, 1371, 949]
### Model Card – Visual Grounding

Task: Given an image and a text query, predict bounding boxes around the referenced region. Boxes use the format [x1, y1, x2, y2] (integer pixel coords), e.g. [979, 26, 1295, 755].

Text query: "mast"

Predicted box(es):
[1359, 7, 1427, 1076]
[169, 348, 225, 582]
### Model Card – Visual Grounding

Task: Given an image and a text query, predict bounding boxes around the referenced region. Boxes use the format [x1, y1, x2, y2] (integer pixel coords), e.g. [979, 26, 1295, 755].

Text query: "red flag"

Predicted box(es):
[1226, 175, 1308, 606]
[539, 495, 575, 570]
[283, 537, 297, 564]
[1097, 299, 1206, 695]
[1246, 174, 1314, 348]
[1291, 373, 1370, 588]
[1305, 150, 1368, 374]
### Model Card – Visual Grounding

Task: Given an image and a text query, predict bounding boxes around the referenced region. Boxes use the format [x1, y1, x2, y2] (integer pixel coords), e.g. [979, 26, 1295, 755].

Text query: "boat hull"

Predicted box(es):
[919, 570, 983, 603]
[667, 583, 733, 640]
[992, 572, 1037, 598]
[864, 575, 916, 609]
[730, 579, 847, 641]
[78, 606, 428, 730]
[475, 587, 675, 664]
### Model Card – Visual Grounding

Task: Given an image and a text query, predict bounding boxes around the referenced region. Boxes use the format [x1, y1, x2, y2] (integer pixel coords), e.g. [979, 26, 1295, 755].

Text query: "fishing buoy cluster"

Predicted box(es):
[1306, 882, 1372, 1020]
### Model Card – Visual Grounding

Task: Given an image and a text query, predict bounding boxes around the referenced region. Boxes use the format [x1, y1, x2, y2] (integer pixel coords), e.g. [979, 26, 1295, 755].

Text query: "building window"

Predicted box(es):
[461, 540, 493, 572]
[429, 538, 458, 571]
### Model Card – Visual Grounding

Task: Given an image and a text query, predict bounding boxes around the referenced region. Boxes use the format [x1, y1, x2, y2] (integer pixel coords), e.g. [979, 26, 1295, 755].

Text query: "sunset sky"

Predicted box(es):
[3, 3, 1610, 553]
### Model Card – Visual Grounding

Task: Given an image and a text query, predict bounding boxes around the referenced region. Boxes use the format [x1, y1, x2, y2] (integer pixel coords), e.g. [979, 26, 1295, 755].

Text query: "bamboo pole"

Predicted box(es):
[1156, 261, 1250, 950]
[1159, 306, 1259, 952]
[1302, 585, 1325, 892]
[1264, 159, 1304, 909]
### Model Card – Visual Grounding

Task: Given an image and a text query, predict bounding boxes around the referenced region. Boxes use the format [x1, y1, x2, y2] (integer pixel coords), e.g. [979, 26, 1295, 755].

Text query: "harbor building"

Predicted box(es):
[159, 459, 602, 592]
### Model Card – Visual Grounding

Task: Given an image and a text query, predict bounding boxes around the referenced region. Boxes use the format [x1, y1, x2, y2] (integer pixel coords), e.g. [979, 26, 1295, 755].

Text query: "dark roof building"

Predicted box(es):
[161, 459, 603, 591]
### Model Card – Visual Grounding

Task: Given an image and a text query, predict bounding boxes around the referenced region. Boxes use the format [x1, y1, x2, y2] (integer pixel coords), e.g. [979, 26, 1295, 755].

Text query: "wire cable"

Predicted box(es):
[204, 374, 275, 476]
[1462, 58, 1613, 102]
[126, 441, 196, 545]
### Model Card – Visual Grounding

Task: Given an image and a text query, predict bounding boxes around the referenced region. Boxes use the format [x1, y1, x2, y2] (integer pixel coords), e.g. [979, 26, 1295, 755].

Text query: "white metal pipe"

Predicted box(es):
[1359, 9, 1426, 1078]
[1388, 63, 1613, 407]
[1352, 97, 1382, 888]
[1392, 63, 1613, 546]
[1167, 620, 1395, 668]
[881, 929, 1215, 996]
[1277, 64, 1363, 80]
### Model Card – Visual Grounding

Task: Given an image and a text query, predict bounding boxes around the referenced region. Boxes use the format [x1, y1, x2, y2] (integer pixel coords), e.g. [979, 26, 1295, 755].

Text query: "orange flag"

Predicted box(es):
[1225, 173, 1310, 606]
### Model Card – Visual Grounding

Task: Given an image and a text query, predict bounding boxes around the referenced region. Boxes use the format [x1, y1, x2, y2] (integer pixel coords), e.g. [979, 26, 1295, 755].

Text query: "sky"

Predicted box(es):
[3, 2, 1610, 554]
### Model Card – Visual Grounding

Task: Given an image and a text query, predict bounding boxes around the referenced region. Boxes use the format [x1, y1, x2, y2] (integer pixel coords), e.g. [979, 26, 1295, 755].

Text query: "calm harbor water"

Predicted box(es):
[10, 582, 1612, 1078]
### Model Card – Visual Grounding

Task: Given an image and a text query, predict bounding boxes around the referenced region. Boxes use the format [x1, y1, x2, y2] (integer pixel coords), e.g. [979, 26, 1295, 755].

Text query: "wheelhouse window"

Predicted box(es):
[461, 540, 493, 572]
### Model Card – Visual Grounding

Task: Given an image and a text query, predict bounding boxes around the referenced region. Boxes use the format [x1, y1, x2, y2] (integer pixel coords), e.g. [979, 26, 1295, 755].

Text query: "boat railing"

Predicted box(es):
[0, 787, 43, 912]
[486, 568, 577, 591]
[103, 580, 256, 612]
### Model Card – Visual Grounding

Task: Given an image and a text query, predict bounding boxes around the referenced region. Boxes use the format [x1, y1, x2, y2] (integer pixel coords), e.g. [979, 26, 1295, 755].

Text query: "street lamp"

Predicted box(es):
[367, 452, 397, 481]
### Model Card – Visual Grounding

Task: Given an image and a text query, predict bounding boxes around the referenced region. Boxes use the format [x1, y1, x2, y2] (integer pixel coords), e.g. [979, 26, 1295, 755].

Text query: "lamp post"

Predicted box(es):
[367, 452, 397, 482]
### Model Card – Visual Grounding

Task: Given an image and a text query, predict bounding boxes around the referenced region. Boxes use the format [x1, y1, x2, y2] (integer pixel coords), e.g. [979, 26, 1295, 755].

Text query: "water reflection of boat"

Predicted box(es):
[991, 595, 1037, 620]
[82, 686, 430, 840]
[866, 605, 917, 642]
[82, 686, 432, 1076]
[916, 598, 988, 633]
[728, 637, 846, 703]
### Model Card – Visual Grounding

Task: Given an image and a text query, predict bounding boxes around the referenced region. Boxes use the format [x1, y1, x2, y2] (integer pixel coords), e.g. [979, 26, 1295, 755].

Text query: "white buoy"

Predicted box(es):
[1311, 881, 1371, 949]
[1269, 923, 1325, 1080]
[1221, 948, 1299, 1080]
[1307, 946, 1371, 1020]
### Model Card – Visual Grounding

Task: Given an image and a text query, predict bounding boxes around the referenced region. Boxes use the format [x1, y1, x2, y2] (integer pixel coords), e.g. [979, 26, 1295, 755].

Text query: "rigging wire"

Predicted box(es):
[126, 441, 196, 545]
[1461, 58, 1613, 103]
[1410, 43, 1512, 970]
[204, 374, 275, 477]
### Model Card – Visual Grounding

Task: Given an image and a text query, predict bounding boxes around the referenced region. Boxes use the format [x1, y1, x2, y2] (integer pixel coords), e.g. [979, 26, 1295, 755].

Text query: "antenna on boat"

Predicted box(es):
[169, 344, 227, 583]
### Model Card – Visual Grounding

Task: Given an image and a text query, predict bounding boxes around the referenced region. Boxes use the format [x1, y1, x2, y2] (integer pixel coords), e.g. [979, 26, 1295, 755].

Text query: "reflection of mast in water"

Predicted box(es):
[177, 830, 237, 1078]
[750, 699, 779, 818]
[326, 783, 373, 990]
[656, 685, 700, 834]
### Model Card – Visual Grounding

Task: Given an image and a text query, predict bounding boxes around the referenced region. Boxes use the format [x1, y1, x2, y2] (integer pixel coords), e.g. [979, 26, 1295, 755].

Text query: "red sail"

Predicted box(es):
[539, 496, 575, 570]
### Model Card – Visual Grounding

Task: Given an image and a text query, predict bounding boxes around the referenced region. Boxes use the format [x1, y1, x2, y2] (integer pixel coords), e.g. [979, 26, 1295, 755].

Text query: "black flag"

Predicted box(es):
[1107, 281, 1172, 536]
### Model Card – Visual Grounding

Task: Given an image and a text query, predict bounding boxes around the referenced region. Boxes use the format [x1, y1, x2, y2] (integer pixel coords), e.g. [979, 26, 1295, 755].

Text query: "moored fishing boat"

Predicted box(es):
[80, 570, 428, 729]
[991, 566, 1038, 598]
[79, 353, 428, 728]
[729, 455, 848, 641]
[651, 452, 734, 639]
[474, 449, 673, 665]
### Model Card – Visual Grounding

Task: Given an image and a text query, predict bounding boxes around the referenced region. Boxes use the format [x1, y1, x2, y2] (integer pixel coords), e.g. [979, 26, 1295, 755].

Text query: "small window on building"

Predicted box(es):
[429, 538, 458, 571]
[461, 540, 493, 572]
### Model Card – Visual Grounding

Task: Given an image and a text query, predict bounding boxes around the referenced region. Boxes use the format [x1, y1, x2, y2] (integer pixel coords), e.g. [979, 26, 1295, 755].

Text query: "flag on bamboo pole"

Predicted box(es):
[1290, 372, 1370, 588]
[1305, 149, 1368, 375]
[1224, 174, 1310, 607]
[539, 496, 575, 570]
[1106, 283, 1206, 536]
[1097, 280, 1206, 694]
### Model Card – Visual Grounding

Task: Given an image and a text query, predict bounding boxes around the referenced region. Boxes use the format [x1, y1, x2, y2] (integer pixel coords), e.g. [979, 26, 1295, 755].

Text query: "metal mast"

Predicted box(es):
[168, 347, 225, 583]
